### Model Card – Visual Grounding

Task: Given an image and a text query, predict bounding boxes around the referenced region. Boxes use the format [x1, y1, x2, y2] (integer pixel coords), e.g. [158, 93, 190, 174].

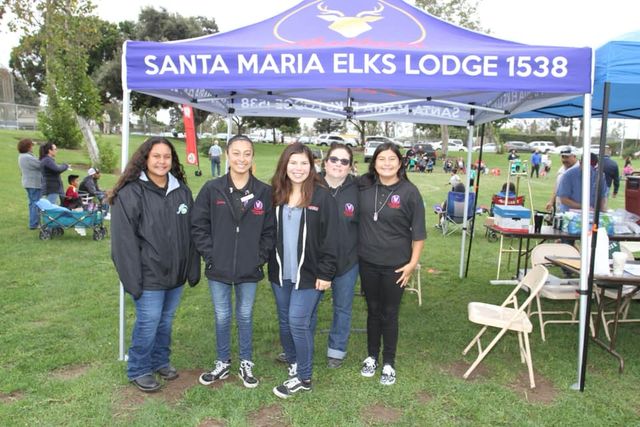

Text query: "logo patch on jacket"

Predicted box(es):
[215, 199, 226, 205]
[388, 195, 401, 209]
[343, 203, 355, 217]
[308, 205, 319, 211]
[251, 200, 265, 215]
[176, 203, 188, 214]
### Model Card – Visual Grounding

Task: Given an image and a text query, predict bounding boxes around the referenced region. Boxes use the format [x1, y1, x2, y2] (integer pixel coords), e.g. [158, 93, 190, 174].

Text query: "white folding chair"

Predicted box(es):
[462, 265, 549, 388]
[529, 243, 583, 341]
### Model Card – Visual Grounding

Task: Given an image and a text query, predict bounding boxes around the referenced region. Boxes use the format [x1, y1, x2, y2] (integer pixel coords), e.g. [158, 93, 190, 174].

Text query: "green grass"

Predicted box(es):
[1, 129, 639, 426]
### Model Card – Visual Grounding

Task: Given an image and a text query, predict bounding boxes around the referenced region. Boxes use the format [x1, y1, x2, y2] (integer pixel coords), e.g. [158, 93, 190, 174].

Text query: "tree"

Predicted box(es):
[245, 116, 300, 143]
[313, 118, 343, 134]
[13, 74, 39, 105]
[348, 119, 379, 146]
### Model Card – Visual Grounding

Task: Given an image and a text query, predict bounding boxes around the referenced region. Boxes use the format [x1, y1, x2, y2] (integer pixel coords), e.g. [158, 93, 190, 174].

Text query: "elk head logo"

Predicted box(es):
[316, 2, 384, 38]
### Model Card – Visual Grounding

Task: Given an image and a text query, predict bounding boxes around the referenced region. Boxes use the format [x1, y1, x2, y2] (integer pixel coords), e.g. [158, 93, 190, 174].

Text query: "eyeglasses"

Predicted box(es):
[328, 156, 350, 166]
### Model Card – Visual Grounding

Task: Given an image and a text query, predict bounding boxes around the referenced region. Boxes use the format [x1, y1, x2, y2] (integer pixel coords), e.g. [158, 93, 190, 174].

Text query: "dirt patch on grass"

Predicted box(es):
[441, 361, 489, 381]
[415, 390, 433, 404]
[507, 371, 558, 405]
[0, 390, 24, 403]
[51, 364, 90, 380]
[247, 404, 289, 427]
[198, 418, 227, 427]
[361, 403, 402, 425]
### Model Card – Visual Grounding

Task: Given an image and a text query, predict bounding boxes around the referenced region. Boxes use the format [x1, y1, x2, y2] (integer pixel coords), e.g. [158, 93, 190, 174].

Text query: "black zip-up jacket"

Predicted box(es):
[191, 174, 276, 284]
[111, 174, 201, 299]
[322, 174, 359, 276]
[268, 185, 339, 290]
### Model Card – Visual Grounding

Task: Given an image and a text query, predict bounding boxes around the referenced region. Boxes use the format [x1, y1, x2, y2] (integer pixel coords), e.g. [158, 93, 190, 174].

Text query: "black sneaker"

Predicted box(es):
[272, 377, 311, 399]
[199, 360, 230, 385]
[276, 352, 288, 364]
[131, 374, 161, 392]
[239, 360, 259, 389]
[287, 362, 297, 379]
[327, 357, 343, 369]
[156, 365, 179, 380]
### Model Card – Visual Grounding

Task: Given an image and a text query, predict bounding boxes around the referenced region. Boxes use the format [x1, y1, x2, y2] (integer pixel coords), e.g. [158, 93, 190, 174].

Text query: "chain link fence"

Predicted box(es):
[0, 102, 41, 130]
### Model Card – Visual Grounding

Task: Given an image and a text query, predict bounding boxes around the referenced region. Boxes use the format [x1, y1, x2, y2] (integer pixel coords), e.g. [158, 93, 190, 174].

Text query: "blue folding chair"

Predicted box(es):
[441, 191, 476, 235]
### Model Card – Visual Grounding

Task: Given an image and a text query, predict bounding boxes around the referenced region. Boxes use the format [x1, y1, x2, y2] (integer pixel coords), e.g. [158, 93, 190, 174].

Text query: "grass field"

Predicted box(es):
[1, 129, 639, 426]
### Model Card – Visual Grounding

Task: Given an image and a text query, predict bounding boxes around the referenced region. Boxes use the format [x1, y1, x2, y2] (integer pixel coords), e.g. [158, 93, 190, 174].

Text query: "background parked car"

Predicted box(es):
[473, 143, 497, 153]
[551, 144, 574, 154]
[364, 140, 383, 162]
[411, 143, 437, 164]
[504, 140, 533, 152]
[529, 140, 556, 153]
[297, 136, 317, 145]
[365, 135, 403, 148]
[447, 139, 468, 152]
[316, 134, 358, 147]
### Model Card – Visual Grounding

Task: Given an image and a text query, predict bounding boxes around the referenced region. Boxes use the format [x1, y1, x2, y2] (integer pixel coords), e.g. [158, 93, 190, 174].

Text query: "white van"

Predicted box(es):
[529, 141, 555, 153]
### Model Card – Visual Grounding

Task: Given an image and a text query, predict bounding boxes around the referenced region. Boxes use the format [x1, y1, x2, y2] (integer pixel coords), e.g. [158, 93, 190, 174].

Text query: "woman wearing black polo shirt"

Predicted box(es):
[358, 142, 426, 386]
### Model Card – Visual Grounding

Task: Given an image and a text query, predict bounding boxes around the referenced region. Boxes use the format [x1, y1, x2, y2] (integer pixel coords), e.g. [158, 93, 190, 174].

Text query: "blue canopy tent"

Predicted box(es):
[502, 31, 640, 391]
[118, 0, 592, 363]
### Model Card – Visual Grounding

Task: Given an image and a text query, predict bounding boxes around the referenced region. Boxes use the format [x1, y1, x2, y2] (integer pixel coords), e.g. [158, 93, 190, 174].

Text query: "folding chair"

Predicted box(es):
[440, 191, 475, 236]
[529, 243, 583, 341]
[462, 265, 549, 388]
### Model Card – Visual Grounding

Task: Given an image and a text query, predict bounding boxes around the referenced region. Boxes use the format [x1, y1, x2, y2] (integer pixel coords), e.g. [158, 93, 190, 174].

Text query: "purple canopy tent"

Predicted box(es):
[118, 0, 592, 362]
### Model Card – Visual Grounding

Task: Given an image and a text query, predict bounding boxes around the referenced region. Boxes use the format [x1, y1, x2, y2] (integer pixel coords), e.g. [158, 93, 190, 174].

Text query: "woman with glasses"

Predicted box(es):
[321, 143, 360, 369]
[268, 143, 338, 399]
[358, 142, 426, 386]
[191, 135, 275, 389]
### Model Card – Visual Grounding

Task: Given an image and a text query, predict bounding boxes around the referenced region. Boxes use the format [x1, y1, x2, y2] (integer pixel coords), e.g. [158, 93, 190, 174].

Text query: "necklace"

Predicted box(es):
[373, 184, 394, 222]
[330, 185, 341, 198]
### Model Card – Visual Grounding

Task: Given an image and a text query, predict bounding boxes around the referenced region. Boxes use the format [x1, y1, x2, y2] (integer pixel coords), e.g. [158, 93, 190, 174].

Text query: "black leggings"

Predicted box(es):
[359, 260, 405, 366]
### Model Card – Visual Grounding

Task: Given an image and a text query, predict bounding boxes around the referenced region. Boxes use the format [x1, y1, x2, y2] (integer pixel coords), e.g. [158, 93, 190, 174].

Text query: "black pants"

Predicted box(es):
[531, 164, 540, 178]
[359, 260, 405, 366]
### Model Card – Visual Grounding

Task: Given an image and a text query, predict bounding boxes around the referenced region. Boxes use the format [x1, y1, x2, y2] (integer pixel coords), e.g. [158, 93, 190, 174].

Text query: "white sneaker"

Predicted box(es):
[238, 360, 259, 388]
[360, 357, 377, 378]
[199, 360, 231, 385]
[380, 364, 396, 386]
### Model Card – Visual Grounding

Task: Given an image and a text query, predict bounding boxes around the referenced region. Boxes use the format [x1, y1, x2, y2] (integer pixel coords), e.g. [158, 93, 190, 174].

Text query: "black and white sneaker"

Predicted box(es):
[360, 356, 377, 377]
[199, 360, 230, 385]
[239, 360, 259, 388]
[276, 352, 288, 364]
[287, 362, 297, 379]
[380, 364, 396, 386]
[272, 377, 311, 399]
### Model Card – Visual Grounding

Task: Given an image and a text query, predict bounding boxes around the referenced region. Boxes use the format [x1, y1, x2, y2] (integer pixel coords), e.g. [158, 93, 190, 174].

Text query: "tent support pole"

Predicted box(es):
[459, 110, 476, 278]
[119, 89, 131, 362]
[465, 124, 486, 277]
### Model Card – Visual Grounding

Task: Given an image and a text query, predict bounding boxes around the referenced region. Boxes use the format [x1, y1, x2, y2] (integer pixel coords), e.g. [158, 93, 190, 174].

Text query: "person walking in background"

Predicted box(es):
[530, 149, 541, 178]
[208, 140, 223, 177]
[624, 157, 633, 176]
[17, 138, 42, 229]
[39, 142, 69, 205]
[110, 137, 200, 393]
[268, 143, 338, 399]
[602, 147, 620, 198]
[358, 142, 426, 386]
[192, 135, 275, 389]
[102, 110, 111, 134]
[321, 143, 360, 369]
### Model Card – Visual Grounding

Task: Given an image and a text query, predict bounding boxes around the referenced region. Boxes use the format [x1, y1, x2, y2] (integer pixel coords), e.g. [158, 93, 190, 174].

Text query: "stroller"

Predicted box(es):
[36, 198, 108, 240]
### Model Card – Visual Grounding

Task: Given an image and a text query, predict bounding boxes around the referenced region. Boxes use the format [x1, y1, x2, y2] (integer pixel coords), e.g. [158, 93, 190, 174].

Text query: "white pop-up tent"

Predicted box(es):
[118, 0, 593, 366]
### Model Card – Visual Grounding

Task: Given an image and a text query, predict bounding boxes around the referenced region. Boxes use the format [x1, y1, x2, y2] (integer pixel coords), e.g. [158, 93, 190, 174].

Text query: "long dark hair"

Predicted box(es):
[39, 142, 54, 160]
[363, 142, 408, 184]
[271, 143, 323, 207]
[109, 137, 186, 204]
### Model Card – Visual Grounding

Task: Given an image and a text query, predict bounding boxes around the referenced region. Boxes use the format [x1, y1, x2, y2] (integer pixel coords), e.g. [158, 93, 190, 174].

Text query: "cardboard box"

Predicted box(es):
[493, 205, 531, 232]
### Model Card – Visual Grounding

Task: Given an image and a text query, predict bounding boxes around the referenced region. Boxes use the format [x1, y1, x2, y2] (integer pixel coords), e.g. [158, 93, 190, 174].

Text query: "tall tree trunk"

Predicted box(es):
[569, 118, 574, 145]
[77, 115, 100, 165]
[441, 124, 449, 157]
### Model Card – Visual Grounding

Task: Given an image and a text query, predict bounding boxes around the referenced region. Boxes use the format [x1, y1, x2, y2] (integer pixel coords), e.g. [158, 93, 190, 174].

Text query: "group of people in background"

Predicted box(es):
[108, 136, 426, 398]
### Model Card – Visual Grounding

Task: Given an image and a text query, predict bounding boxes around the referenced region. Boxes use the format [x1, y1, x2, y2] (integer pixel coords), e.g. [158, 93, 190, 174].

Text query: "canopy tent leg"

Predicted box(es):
[459, 109, 476, 278]
[465, 124, 486, 277]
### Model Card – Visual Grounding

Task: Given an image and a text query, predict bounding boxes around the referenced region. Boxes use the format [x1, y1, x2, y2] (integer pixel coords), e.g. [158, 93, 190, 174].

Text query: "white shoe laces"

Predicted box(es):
[363, 357, 376, 369]
[211, 360, 229, 375]
[382, 365, 395, 376]
[241, 360, 254, 377]
[283, 377, 301, 388]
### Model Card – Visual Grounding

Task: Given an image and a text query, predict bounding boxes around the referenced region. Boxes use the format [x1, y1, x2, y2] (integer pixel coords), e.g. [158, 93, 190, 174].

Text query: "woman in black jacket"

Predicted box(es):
[268, 143, 338, 399]
[191, 135, 275, 389]
[110, 137, 200, 393]
[358, 142, 426, 386]
[39, 142, 69, 204]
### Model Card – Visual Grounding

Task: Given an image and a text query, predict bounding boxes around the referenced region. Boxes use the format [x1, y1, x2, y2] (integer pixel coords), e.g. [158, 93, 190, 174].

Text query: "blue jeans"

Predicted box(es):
[211, 157, 221, 177]
[25, 187, 41, 228]
[127, 286, 184, 380]
[209, 280, 257, 362]
[272, 280, 322, 381]
[327, 263, 359, 360]
[45, 192, 61, 205]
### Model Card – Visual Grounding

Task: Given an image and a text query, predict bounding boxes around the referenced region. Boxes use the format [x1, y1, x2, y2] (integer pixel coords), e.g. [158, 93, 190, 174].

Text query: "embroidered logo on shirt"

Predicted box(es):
[176, 203, 188, 214]
[308, 205, 319, 211]
[215, 199, 226, 205]
[388, 195, 401, 209]
[344, 203, 355, 217]
[251, 200, 265, 215]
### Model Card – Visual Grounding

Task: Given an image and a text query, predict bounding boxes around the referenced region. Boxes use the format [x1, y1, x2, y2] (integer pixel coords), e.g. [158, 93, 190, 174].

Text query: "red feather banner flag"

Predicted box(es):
[182, 105, 199, 166]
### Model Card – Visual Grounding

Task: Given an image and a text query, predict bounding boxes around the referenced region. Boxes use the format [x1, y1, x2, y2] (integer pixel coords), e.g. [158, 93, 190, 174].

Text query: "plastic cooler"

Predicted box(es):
[493, 205, 531, 232]
[625, 175, 640, 218]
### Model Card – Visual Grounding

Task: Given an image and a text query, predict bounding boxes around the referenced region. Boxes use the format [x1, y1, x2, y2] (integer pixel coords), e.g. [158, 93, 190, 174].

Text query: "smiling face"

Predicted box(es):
[324, 147, 352, 181]
[287, 152, 311, 185]
[374, 149, 401, 182]
[227, 139, 253, 176]
[146, 142, 172, 184]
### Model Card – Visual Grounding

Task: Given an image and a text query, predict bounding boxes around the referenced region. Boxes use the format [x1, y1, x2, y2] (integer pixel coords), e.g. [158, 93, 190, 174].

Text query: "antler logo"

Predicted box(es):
[316, 1, 384, 38]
